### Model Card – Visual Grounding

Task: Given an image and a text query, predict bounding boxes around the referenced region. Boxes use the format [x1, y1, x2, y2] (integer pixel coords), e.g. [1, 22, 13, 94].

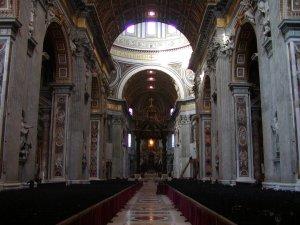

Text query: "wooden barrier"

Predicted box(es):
[165, 185, 237, 225]
[57, 182, 142, 225]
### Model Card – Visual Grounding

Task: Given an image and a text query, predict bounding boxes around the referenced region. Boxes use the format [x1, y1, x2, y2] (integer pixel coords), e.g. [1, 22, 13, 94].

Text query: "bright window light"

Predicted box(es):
[147, 22, 156, 35]
[171, 133, 175, 147]
[149, 85, 154, 89]
[147, 77, 155, 81]
[126, 25, 135, 34]
[170, 108, 174, 115]
[128, 134, 132, 147]
[148, 11, 156, 17]
[129, 108, 133, 116]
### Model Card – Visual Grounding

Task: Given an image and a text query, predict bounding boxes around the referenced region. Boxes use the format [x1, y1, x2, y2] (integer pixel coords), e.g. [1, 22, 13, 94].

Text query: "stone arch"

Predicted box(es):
[43, 22, 71, 83]
[232, 22, 265, 182]
[36, 21, 72, 180]
[232, 22, 258, 82]
[117, 65, 186, 100]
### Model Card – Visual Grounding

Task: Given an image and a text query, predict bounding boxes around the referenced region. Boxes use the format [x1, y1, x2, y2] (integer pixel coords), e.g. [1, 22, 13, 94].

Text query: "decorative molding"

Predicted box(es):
[90, 120, 100, 178]
[279, 19, 300, 41]
[51, 94, 68, 179]
[0, 18, 22, 39]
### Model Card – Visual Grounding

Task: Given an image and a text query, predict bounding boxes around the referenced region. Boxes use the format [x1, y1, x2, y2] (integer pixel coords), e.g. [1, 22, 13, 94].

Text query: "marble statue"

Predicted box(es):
[20, 112, 33, 164]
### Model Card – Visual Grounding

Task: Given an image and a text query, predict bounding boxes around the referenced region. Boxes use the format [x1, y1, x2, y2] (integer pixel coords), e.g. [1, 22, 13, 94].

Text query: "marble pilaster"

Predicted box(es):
[215, 53, 236, 184]
[230, 83, 255, 183]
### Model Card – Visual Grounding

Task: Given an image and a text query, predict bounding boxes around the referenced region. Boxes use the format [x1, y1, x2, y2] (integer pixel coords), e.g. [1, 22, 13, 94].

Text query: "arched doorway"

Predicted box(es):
[232, 23, 264, 182]
[36, 22, 71, 180]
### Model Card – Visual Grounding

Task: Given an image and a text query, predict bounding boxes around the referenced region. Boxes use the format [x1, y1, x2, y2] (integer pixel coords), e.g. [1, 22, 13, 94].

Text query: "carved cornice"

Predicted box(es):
[279, 19, 300, 41]
[0, 18, 22, 39]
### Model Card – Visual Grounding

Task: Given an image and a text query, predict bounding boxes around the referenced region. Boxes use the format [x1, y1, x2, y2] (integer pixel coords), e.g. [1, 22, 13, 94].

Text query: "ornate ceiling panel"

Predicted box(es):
[86, 0, 222, 50]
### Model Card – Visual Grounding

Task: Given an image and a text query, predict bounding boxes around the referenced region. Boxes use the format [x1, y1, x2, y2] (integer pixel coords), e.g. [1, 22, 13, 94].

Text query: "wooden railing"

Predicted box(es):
[57, 182, 142, 225]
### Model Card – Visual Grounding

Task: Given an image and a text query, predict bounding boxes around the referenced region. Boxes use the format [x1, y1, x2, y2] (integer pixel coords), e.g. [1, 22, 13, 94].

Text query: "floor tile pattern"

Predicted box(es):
[109, 181, 191, 225]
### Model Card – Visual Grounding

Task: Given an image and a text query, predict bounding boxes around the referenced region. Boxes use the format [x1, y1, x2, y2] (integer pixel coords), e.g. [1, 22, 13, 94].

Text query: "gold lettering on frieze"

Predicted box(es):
[111, 49, 157, 61]
[107, 103, 122, 111]
[181, 103, 196, 111]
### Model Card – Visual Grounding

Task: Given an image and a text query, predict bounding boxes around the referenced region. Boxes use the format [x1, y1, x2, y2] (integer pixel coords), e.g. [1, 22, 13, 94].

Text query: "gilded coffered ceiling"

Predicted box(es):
[123, 70, 178, 111]
[85, 0, 229, 51]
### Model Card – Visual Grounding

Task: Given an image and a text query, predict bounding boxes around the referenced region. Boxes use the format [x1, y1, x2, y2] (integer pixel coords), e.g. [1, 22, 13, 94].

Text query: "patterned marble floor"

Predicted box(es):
[109, 180, 191, 225]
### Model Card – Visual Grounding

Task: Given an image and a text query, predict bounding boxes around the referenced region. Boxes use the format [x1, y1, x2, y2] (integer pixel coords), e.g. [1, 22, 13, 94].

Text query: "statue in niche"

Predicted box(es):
[20, 111, 33, 164]
[257, 0, 271, 40]
[271, 111, 280, 159]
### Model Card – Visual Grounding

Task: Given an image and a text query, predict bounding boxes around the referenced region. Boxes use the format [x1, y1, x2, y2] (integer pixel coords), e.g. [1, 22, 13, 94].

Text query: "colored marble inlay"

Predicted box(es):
[52, 95, 67, 177]
[236, 96, 249, 177]
[90, 120, 100, 178]
[204, 120, 212, 177]
[109, 180, 191, 225]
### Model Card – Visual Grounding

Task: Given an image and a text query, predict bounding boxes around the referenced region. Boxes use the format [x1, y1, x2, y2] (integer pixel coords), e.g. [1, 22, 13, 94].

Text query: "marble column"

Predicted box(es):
[67, 30, 93, 183]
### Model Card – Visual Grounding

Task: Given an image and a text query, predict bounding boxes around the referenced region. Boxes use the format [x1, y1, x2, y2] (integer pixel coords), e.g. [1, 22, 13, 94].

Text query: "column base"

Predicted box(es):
[295, 180, 300, 191]
[263, 181, 300, 191]
[220, 179, 236, 186]
[66, 180, 90, 185]
[0, 182, 22, 191]
[236, 177, 256, 183]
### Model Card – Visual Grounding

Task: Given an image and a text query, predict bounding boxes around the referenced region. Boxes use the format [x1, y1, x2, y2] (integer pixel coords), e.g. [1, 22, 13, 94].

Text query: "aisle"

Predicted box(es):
[109, 180, 191, 225]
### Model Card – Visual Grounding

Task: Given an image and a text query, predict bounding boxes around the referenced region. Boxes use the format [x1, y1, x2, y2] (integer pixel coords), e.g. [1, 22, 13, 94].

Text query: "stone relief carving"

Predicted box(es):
[241, 0, 256, 24]
[70, 29, 95, 63]
[0, 0, 19, 17]
[236, 96, 249, 177]
[53, 95, 67, 177]
[90, 120, 99, 177]
[19, 111, 33, 164]
[204, 120, 212, 177]
[206, 37, 220, 72]
[219, 34, 235, 57]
